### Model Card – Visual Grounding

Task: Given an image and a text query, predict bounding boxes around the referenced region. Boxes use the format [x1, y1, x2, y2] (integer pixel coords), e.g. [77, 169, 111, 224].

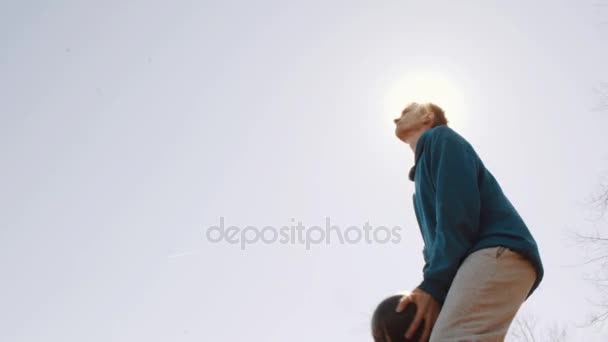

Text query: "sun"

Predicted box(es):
[384, 69, 469, 130]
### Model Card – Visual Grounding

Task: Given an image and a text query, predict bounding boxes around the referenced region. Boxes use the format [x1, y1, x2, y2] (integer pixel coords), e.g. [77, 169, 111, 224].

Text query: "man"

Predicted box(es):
[392, 102, 544, 341]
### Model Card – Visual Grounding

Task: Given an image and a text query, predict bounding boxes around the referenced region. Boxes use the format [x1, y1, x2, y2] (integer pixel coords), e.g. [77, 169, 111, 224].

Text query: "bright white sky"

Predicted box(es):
[2, 1, 608, 341]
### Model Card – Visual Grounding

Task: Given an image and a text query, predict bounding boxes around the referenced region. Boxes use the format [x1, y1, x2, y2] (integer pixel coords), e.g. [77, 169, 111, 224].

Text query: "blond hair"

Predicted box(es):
[421, 102, 448, 127]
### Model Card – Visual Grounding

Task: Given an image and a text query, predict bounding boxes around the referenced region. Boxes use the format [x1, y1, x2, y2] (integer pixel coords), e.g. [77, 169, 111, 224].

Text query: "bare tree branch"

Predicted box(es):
[508, 314, 568, 342]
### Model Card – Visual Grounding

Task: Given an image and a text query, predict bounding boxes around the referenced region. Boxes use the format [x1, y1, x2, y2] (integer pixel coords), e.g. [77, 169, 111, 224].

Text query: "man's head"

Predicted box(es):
[393, 102, 448, 144]
[371, 295, 425, 342]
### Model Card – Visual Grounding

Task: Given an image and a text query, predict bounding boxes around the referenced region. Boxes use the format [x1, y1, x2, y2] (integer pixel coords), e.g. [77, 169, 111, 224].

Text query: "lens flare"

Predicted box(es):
[384, 69, 468, 130]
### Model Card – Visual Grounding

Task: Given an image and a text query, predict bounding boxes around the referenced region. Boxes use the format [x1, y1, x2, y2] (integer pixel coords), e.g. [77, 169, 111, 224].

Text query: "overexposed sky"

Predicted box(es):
[2, 1, 608, 341]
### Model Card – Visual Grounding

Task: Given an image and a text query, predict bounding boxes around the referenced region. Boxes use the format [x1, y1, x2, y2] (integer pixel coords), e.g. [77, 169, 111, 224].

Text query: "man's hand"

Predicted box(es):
[395, 288, 440, 341]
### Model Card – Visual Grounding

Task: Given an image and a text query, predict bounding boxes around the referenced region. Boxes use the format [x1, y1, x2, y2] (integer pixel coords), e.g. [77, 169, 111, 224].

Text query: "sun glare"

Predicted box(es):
[384, 69, 468, 130]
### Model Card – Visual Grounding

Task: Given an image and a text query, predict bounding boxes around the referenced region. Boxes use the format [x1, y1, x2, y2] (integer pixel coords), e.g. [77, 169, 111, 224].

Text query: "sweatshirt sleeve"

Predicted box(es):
[417, 129, 481, 305]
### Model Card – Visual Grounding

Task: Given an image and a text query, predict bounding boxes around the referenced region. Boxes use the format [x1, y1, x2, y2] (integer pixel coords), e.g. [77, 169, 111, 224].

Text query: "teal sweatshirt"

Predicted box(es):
[410, 125, 544, 306]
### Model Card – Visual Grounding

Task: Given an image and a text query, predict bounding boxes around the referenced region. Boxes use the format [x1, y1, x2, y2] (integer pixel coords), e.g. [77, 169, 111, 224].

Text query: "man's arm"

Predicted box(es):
[417, 129, 481, 305]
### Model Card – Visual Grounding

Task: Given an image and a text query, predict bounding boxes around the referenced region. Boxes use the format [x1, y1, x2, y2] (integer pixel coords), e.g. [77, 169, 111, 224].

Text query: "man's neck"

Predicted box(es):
[407, 128, 428, 154]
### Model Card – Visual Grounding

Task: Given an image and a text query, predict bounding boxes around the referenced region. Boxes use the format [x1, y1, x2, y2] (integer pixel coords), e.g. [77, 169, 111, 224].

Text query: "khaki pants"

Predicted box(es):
[429, 246, 537, 342]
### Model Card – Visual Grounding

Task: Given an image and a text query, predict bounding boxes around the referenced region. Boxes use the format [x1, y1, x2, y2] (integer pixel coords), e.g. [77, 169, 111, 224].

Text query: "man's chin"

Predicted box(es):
[395, 130, 407, 143]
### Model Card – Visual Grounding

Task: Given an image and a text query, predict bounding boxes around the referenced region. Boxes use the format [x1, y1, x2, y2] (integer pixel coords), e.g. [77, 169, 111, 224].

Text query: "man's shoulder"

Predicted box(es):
[426, 125, 466, 146]
[424, 126, 482, 165]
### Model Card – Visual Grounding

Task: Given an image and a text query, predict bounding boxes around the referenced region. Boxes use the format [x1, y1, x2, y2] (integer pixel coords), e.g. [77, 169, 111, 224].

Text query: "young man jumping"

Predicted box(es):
[392, 102, 544, 341]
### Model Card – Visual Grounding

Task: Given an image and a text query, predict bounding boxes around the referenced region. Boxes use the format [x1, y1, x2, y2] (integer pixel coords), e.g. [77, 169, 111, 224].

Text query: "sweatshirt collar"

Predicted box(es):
[408, 128, 433, 182]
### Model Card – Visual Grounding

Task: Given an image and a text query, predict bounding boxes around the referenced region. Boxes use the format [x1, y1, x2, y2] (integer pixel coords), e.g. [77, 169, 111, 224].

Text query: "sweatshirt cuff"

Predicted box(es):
[418, 278, 448, 306]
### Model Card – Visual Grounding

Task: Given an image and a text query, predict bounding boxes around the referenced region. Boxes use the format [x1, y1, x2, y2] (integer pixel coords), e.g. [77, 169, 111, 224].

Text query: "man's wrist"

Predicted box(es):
[418, 278, 446, 306]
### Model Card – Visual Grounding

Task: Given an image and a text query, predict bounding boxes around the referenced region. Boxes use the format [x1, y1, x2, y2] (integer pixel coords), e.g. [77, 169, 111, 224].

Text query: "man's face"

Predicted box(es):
[394, 103, 424, 141]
